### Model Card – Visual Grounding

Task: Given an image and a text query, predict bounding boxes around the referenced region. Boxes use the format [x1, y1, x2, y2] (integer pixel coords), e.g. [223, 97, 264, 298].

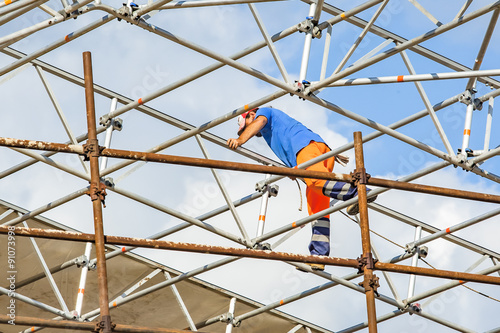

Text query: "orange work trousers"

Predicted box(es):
[296, 141, 335, 219]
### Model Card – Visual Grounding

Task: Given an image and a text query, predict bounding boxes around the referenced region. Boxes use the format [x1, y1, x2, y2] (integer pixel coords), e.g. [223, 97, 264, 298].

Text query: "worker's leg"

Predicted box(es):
[306, 186, 330, 256]
[296, 142, 357, 201]
[297, 142, 343, 256]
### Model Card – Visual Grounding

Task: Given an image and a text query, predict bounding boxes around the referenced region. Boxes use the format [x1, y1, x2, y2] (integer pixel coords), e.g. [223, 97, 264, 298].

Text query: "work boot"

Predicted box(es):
[346, 194, 377, 216]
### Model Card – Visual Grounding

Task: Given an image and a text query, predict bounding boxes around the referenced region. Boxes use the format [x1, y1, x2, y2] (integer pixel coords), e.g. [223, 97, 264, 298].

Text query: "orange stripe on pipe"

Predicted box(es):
[292, 222, 297, 228]
[397, 75, 404, 82]
[64, 35, 70, 42]
[259, 215, 265, 222]
[78, 288, 84, 294]
[31, 327, 35, 332]
[138, 98, 143, 105]
[122, 247, 126, 252]
[340, 13, 346, 19]
[464, 129, 471, 136]
[5, 0, 12, 4]
[113, 301, 117, 307]
[459, 280, 464, 284]
[279, 299, 284, 305]
[445, 227, 451, 233]
[244, 104, 249, 110]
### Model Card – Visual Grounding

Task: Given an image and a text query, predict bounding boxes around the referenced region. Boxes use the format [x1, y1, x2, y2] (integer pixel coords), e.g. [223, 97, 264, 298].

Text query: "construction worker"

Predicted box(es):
[227, 107, 375, 271]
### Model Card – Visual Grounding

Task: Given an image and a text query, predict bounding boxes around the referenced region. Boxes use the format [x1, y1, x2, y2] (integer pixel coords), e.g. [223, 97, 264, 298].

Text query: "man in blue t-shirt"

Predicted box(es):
[227, 107, 374, 271]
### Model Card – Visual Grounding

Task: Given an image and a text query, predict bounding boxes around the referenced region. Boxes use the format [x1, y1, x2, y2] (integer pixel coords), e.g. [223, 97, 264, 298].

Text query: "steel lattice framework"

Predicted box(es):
[1, 0, 500, 332]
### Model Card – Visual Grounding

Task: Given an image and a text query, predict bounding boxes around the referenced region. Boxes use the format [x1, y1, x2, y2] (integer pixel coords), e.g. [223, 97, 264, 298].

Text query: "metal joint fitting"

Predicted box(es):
[219, 312, 233, 323]
[409, 303, 422, 315]
[253, 242, 272, 250]
[312, 26, 322, 39]
[292, 80, 311, 100]
[405, 244, 417, 255]
[75, 255, 89, 268]
[459, 89, 476, 106]
[473, 98, 483, 111]
[82, 139, 102, 161]
[93, 315, 115, 333]
[255, 183, 267, 193]
[351, 168, 370, 186]
[99, 115, 110, 127]
[88, 260, 97, 271]
[418, 246, 428, 258]
[88, 182, 108, 207]
[297, 18, 314, 33]
[268, 184, 279, 197]
[358, 274, 380, 296]
[103, 177, 115, 188]
[356, 253, 377, 273]
[112, 118, 123, 131]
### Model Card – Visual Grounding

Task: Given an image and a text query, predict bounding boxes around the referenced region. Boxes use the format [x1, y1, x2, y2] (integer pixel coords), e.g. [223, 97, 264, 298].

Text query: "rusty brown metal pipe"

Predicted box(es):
[3, 225, 500, 285]
[2, 136, 500, 204]
[354, 131, 378, 333]
[367, 177, 500, 204]
[0, 315, 202, 332]
[0, 137, 351, 182]
[0, 225, 359, 268]
[83, 51, 112, 333]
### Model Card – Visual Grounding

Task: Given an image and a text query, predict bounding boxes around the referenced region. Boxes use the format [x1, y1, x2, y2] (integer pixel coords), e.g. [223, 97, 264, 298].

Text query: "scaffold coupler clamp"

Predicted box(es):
[255, 181, 279, 195]
[117, 1, 139, 21]
[93, 315, 115, 332]
[88, 181, 108, 207]
[410, 303, 422, 315]
[358, 274, 380, 297]
[351, 168, 370, 187]
[356, 252, 377, 274]
[253, 242, 272, 250]
[459, 89, 483, 111]
[292, 80, 312, 100]
[75, 254, 89, 268]
[297, 16, 322, 39]
[220, 312, 239, 327]
[82, 139, 103, 161]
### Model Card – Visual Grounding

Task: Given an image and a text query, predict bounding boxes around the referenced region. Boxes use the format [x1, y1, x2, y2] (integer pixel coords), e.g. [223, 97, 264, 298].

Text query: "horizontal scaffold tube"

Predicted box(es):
[0, 314, 198, 332]
[2, 137, 500, 204]
[0, 137, 351, 182]
[2, 226, 500, 285]
[366, 177, 500, 204]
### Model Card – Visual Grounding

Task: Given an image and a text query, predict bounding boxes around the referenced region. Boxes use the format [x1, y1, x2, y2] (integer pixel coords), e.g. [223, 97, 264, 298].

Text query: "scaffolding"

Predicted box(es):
[1, 0, 500, 332]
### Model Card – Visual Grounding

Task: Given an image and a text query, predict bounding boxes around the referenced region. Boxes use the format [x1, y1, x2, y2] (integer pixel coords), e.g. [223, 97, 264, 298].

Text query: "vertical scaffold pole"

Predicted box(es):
[225, 298, 237, 333]
[256, 172, 271, 238]
[298, 3, 316, 83]
[353, 131, 378, 333]
[460, 92, 475, 158]
[407, 226, 422, 300]
[83, 51, 112, 333]
[484, 96, 494, 152]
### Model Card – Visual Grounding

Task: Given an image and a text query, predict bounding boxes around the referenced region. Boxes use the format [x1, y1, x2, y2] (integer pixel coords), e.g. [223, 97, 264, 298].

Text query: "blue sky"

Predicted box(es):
[1, 0, 500, 332]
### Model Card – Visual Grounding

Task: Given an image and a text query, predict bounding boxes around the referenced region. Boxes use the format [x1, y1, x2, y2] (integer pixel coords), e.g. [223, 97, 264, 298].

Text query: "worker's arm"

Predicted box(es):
[227, 116, 267, 149]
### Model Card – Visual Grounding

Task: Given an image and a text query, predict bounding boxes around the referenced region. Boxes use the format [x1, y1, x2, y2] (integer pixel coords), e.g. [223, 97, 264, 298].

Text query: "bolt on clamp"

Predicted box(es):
[93, 316, 115, 333]
[82, 139, 103, 161]
[75, 255, 89, 268]
[87, 182, 108, 207]
[358, 274, 380, 297]
[351, 168, 370, 186]
[356, 253, 377, 274]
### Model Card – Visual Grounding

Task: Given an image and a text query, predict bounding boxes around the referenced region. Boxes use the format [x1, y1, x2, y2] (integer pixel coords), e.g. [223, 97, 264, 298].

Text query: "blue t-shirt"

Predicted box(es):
[255, 107, 326, 167]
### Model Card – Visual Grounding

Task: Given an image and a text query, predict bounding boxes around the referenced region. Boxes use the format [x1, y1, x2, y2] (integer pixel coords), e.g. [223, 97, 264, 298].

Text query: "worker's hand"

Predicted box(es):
[227, 138, 242, 149]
